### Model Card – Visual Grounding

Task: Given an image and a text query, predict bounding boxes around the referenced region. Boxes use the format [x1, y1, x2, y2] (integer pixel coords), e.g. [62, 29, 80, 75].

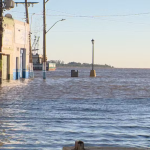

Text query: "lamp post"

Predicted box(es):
[90, 39, 96, 77]
[30, 13, 35, 30]
[91, 39, 94, 70]
[43, 17, 65, 79]
[29, 12, 35, 77]
[30, 13, 35, 51]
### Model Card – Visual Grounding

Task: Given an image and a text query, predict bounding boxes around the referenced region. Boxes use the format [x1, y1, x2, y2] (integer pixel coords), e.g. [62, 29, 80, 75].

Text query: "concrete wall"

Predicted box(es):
[2, 16, 30, 80]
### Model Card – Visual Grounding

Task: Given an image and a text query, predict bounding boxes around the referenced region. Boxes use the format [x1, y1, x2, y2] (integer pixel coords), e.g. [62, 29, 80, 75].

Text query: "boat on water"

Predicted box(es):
[32, 54, 56, 71]
[48, 63, 56, 71]
[33, 62, 56, 71]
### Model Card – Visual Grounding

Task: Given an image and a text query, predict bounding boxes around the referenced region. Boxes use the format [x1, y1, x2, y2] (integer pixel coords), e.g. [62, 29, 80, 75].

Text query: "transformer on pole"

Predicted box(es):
[4, 0, 15, 10]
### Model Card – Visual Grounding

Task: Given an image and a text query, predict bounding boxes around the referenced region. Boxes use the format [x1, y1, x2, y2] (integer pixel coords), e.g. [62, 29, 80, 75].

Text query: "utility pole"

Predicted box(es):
[15, 1, 39, 79]
[43, 0, 50, 79]
[0, 0, 3, 84]
[43, 0, 65, 79]
[43, 0, 46, 79]
[25, 0, 33, 78]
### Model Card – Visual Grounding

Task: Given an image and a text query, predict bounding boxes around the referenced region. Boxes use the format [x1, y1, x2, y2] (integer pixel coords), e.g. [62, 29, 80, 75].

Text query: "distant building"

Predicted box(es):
[2, 14, 30, 80]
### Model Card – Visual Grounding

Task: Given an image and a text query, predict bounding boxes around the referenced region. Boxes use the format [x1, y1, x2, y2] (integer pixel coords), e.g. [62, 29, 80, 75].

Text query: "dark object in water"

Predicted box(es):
[71, 70, 78, 77]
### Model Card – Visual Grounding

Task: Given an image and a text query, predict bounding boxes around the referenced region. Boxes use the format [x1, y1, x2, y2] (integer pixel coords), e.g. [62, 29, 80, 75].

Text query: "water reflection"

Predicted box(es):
[0, 69, 150, 149]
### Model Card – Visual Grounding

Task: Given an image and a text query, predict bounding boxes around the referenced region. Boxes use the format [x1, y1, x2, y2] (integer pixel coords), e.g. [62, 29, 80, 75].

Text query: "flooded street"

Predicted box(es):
[0, 68, 150, 149]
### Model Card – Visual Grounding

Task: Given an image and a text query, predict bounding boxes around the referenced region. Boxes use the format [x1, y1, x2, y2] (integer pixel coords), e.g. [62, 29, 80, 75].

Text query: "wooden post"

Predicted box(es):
[43, 0, 46, 79]
[0, 0, 3, 84]
[75, 141, 85, 150]
[25, 0, 34, 78]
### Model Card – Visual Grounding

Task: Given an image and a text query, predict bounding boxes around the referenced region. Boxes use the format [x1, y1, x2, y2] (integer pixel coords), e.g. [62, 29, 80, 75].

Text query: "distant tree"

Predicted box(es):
[47, 60, 113, 68]
[68, 62, 81, 66]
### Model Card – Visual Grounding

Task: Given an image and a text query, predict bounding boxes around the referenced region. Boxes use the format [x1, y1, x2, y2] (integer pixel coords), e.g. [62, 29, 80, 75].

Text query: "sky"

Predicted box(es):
[4, 0, 150, 68]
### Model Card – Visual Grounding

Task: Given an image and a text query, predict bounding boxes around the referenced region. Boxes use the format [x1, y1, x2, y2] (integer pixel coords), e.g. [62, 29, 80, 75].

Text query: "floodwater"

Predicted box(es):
[0, 68, 150, 150]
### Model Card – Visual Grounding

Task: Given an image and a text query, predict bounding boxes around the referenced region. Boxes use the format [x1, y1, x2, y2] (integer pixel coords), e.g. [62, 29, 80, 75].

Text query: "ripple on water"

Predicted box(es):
[0, 69, 150, 149]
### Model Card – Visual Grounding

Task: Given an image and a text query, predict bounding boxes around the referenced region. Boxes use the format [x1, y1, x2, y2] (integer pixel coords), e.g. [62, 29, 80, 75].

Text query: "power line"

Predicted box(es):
[4, 10, 150, 28]
[46, 9, 150, 18]
[5, 10, 150, 17]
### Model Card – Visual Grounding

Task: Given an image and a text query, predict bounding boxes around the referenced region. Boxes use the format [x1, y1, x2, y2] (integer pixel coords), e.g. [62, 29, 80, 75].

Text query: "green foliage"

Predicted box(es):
[48, 60, 113, 68]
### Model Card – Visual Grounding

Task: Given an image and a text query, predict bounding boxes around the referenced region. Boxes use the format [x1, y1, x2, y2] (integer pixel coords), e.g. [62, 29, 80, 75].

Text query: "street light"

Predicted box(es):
[30, 13, 35, 54]
[30, 13, 35, 31]
[30, 13, 35, 50]
[90, 39, 96, 77]
[91, 39, 94, 70]
[46, 19, 65, 34]
[43, 18, 65, 79]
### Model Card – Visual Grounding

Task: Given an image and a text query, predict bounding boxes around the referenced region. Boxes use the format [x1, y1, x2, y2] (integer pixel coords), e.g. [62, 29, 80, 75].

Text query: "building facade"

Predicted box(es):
[2, 14, 30, 80]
